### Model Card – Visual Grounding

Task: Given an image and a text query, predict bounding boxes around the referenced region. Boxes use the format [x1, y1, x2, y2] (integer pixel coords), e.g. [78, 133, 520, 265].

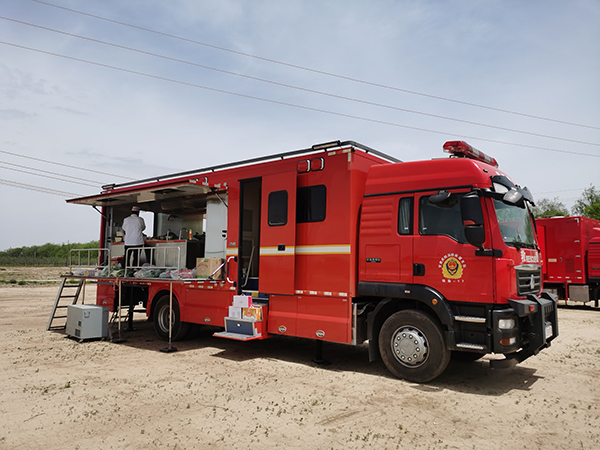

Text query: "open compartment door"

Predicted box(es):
[259, 172, 297, 295]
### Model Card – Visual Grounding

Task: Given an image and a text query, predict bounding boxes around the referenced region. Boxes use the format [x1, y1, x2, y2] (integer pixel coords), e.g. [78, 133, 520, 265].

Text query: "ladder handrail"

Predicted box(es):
[46, 277, 85, 331]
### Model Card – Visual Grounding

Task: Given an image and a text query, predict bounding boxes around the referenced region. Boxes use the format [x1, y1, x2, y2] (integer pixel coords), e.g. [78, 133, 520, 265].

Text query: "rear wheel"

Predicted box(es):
[379, 310, 450, 383]
[152, 294, 190, 341]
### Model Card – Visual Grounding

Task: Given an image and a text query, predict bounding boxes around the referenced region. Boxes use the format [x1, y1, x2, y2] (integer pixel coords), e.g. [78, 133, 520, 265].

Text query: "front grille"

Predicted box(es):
[515, 265, 542, 296]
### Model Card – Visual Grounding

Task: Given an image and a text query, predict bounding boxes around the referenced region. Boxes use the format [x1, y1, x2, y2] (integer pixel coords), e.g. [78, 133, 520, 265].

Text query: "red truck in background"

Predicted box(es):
[54, 140, 558, 382]
[537, 216, 600, 307]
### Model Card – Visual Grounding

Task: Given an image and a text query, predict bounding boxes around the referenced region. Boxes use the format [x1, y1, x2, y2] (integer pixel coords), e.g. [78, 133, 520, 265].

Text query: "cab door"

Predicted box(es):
[259, 172, 297, 295]
[413, 191, 493, 304]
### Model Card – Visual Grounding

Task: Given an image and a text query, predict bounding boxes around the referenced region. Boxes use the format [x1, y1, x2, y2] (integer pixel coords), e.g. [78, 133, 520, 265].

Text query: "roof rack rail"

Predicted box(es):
[107, 140, 400, 191]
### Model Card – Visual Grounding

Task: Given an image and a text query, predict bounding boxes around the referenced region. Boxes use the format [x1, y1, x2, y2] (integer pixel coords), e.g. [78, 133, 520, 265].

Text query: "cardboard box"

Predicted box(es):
[242, 306, 263, 321]
[196, 257, 223, 279]
[228, 306, 242, 319]
[232, 295, 252, 308]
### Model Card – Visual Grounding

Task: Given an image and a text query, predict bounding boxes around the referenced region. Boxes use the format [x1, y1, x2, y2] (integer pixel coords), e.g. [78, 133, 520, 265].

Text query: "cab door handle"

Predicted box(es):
[413, 263, 425, 276]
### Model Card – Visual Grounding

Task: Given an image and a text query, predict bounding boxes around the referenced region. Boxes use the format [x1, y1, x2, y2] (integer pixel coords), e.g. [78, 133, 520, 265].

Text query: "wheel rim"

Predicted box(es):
[390, 326, 429, 368]
[157, 303, 174, 333]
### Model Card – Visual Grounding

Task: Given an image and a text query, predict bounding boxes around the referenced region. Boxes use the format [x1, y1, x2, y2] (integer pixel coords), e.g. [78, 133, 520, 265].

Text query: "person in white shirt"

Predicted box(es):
[122, 206, 146, 267]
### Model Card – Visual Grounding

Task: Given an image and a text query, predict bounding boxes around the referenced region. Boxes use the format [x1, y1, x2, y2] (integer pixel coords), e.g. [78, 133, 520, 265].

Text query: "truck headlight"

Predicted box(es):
[498, 318, 516, 330]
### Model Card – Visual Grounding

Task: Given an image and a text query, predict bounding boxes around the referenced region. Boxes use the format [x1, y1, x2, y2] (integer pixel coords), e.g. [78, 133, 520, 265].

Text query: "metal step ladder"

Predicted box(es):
[46, 278, 85, 331]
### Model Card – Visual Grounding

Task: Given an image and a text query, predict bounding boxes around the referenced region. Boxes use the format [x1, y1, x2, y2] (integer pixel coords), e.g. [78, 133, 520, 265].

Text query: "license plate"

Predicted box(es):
[545, 323, 553, 339]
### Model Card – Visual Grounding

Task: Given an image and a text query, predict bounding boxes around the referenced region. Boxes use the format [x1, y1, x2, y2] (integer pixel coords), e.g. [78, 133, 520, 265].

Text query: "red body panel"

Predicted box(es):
[538, 216, 600, 297]
[90, 148, 385, 344]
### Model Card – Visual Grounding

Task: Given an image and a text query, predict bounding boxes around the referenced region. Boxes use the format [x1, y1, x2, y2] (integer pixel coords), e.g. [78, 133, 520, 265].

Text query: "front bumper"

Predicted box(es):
[490, 291, 559, 369]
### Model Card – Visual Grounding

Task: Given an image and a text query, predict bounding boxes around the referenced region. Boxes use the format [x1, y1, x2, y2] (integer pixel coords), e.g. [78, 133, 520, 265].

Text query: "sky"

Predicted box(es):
[0, 0, 599, 251]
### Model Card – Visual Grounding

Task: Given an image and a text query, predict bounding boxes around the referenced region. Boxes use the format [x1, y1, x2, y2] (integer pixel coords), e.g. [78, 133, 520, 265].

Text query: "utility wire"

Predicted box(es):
[0, 160, 103, 185]
[0, 149, 135, 180]
[0, 178, 81, 197]
[537, 188, 588, 195]
[0, 162, 100, 188]
[30, 0, 600, 131]
[1, 40, 599, 159]
[3, 16, 598, 148]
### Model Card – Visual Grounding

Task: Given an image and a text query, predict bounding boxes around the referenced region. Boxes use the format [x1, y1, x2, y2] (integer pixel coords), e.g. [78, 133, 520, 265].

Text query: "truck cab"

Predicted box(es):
[357, 141, 558, 382]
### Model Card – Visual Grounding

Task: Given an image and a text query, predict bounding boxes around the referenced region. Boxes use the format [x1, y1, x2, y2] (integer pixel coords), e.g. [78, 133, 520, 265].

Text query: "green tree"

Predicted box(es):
[532, 197, 569, 218]
[572, 185, 600, 220]
[0, 241, 99, 266]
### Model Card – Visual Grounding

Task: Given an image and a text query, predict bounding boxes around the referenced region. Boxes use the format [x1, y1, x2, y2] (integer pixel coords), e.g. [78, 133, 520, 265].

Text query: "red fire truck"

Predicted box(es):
[57, 140, 558, 382]
[537, 216, 600, 307]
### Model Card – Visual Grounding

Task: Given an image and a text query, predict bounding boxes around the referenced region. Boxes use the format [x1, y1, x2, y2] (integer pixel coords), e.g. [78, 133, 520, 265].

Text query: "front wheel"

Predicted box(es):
[378, 310, 450, 383]
[152, 294, 190, 341]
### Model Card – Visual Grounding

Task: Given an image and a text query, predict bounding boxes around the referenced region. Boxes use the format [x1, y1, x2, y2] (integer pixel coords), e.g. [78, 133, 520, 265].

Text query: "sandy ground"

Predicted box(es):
[1, 267, 600, 449]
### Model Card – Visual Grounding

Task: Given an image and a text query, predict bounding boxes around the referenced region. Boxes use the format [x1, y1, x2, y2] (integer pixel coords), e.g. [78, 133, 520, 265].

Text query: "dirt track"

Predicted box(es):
[1, 272, 599, 449]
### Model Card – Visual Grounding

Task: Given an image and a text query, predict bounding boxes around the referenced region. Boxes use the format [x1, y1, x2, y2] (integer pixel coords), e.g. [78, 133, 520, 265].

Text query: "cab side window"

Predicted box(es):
[398, 197, 413, 235]
[419, 194, 467, 243]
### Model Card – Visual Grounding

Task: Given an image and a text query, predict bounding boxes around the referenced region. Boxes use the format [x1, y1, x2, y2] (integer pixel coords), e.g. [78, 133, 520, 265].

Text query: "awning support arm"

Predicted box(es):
[211, 187, 228, 208]
[92, 206, 108, 220]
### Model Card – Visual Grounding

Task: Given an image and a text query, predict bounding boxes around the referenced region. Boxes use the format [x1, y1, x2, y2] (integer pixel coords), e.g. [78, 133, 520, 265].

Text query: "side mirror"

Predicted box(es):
[461, 192, 484, 226]
[464, 226, 486, 249]
[461, 193, 485, 249]
[522, 186, 534, 205]
[503, 188, 524, 207]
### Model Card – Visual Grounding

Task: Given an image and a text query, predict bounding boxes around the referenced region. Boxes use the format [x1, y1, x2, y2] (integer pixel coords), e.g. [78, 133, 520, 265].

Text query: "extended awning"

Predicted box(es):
[67, 179, 227, 208]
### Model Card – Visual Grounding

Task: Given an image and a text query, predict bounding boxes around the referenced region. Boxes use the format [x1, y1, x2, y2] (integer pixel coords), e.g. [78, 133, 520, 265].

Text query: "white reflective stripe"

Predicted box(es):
[259, 245, 350, 255]
[296, 245, 351, 255]
[260, 246, 296, 255]
[295, 289, 348, 298]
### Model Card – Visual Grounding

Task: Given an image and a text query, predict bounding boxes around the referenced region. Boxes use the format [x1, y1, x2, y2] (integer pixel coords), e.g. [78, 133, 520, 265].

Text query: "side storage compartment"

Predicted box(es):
[214, 303, 269, 341]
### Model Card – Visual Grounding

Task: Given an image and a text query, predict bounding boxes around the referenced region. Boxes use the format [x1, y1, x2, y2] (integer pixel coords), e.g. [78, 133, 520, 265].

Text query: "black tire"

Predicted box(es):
[152, 294, 190, 341]
[451, 351, 486, 362]
[378, 310, 450, 383]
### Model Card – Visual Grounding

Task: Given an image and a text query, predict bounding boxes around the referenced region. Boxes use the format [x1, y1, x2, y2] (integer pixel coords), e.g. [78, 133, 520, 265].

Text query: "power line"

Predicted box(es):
[2, 39, 599, 160]
[0, 178, 80, 197]
[0, 159, 103, 184]
[30, 0, 600, 131]
[536, 188, 589, 195]
[0, 149, 135, 180]
[0, 162, 100, 187]
[3, 16, 598, 148]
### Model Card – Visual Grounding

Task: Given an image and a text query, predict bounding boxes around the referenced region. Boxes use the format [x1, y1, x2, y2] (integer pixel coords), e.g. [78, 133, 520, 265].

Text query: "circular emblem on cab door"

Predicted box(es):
[439, 254, 466, 281]
[316, 330, 325, 338]
[278, 325, 287, 333]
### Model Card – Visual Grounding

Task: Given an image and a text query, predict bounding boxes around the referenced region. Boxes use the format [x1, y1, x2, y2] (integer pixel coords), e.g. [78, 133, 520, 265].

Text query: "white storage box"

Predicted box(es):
[65, 304, 109, 341]
[232, 295, 252, 308]
[228, 306, 242, 319]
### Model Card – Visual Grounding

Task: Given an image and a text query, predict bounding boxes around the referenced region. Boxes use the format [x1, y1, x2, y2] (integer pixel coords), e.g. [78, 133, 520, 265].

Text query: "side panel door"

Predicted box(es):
[259, 172, 297, 295]
[359, 195, 414, 284]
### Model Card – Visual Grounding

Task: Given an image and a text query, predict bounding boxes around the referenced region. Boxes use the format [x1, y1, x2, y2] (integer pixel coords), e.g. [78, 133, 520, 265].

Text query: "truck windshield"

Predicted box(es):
[493, 199, 536, 248]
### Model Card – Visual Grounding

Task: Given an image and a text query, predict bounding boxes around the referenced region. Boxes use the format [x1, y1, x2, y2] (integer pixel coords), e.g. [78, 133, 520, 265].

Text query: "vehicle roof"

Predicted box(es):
[67, 140, 399, 207]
